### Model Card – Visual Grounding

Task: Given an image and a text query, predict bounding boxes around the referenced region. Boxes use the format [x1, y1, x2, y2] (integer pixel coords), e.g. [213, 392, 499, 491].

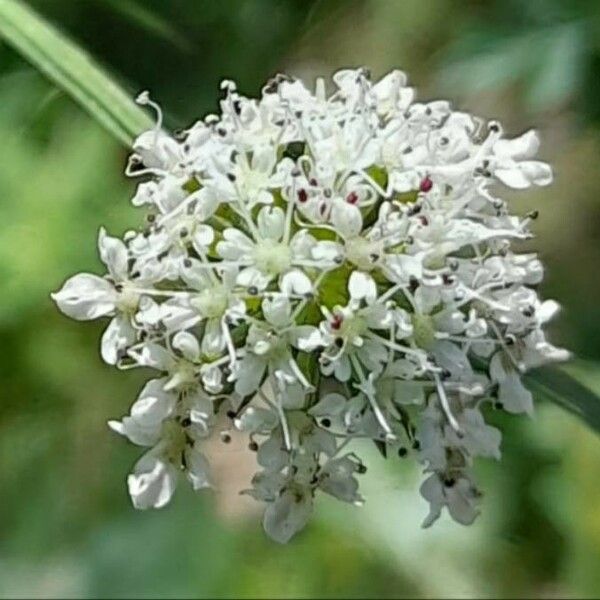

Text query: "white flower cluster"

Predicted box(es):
[52, 68, 568, 542]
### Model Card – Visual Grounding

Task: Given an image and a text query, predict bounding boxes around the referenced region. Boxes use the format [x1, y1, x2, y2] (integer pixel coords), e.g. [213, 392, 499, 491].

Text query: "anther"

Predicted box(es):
[419, 176, 433, 193]
[346, 191, 359, 205]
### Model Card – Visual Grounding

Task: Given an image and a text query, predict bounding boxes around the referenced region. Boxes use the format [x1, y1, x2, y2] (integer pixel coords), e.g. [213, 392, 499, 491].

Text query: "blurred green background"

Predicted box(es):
[1, 0, 600, 597]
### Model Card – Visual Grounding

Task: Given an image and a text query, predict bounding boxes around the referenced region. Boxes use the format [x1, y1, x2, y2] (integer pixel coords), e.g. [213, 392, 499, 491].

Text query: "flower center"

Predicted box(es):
[335, 314, 366, 343]
[190, 286, 228, 318]
[345, 237, 383, 271]
[116, 283, 140, 314]
[253, 240, 291, 275]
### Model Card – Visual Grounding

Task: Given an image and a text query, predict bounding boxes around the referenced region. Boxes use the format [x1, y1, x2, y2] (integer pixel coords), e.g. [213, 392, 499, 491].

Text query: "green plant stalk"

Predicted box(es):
[0, 0, 152, 146]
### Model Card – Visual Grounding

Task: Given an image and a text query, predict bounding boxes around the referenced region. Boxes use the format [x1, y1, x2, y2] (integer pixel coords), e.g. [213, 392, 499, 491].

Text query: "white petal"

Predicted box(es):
[280, 270, 312, 296]
[234, 406, 278, 433]
[348, 271, 377, 303]
[331, 201, 362, 238]
[98, 227, 129, 280]
[233, 354, 267, 397]
[493, 130, 539, 160]
[191, 225, 215, 251]
[257, 206, 285, 241]
[101, 315, 136, 365]
[172, 331, 201, 362]
[184, 447, 212, 490]
[51, 273, 116, 321]
[289, 325, 323, 352]
[127, 453, 178, 509]
[263, 490, 313, 544]
[308, 393, 347, 417]
[262, 295, 291, 328]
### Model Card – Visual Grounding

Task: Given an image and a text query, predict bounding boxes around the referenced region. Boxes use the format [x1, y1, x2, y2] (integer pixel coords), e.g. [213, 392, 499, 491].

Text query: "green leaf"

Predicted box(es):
[525, 364, 600, 434]
[0, 0, 152, 146]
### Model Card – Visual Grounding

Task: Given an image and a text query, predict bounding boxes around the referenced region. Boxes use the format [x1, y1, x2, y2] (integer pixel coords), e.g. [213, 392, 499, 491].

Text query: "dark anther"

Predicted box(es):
[249, 441, 259, 452]
[402, 146, 413, 154]
[179, 227, 189, 238]
[409, 276, 419, 293]
[443, 477, 456, 488]
[412, 439, 421, 450]
[333, 255, 344, 264]
[226, 410, 236, 419]
[263, 80, 279, 94]
[183, 258, 192, 268]
[442, 274, 454, 286]
[233, 99, 242, 115]
[226, 173, 236, 182]
[418, 215, 429, 226]
[357, 464, 368, 474]
[419, 176, 433, 193]
[439, 136, 449, 146]
[309, 178, 318, 186]
[217, 128, 227, 137]
[494, 401, 503, 410]
[398, 447, 408, 458]
[441, 368, 452, 379]
[220, 432, 232, 444]
[527, 210, 539, 220]
[114, 283, 124, 292]
[370, 253, 380, 263]
[146, 214, 156, 223]
[297, 188, 308, 203]
[334, 338, 344, 349]
[425, 107, 432, 116]
[248, 286, 258, 296]
[346, 191, 359, 205]
[321, 418, 331, 428]
[181, 417, 192, 428]
[522, 305, 535, 317]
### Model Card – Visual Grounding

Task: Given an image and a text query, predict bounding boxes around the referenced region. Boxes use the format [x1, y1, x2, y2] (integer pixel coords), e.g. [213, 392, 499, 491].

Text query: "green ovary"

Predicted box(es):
[191, 287, 228, 318]
[411, 313, 436, 350]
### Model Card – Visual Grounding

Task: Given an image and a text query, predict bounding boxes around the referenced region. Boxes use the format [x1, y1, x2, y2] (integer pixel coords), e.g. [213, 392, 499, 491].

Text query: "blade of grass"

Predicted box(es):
[104, 0, 193, 53]
[524, 364, 600, 434]
[0, 0, 152, 146]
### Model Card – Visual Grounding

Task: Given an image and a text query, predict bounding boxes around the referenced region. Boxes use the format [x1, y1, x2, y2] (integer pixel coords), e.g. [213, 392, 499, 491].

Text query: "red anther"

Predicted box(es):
[419, 176, 433, 193]
[418, 215, 429, 226]
[346, 191, 359, 205]
[297, 188, 308, 203]
[331, 314, 343, 330]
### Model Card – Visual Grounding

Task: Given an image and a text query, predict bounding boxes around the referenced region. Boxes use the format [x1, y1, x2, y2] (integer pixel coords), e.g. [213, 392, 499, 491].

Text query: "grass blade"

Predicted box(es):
[525, 364, 600, 434]
[0, 0, 152, 146]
